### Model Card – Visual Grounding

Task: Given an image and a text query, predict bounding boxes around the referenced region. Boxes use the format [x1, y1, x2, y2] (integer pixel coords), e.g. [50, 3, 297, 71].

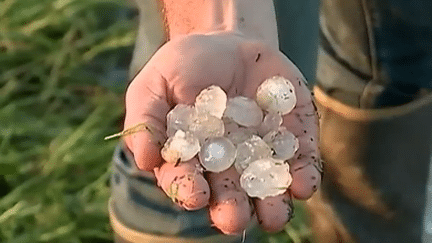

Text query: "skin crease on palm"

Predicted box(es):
[124, 0, 322, 235]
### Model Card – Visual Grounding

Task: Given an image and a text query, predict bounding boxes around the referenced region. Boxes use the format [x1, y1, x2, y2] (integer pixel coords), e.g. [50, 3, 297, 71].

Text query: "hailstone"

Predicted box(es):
[195, 85, 227, 119]
[256, 76, 297, 115]
[258, 111, 283, 137]
[234, 135, 272, 173]
[240, 158, 292, 199]
[161, 130, 200, 164]
[166, 104, 196, 137]
[199, 137, 237, 172]
[223, 96, 263, 127]
[189, 113, 225, 143]
[226, 127, 256, 145]
[263, 127, 299, 160]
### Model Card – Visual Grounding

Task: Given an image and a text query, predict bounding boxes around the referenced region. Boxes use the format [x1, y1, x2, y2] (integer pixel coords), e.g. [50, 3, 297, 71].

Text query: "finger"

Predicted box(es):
[207, 167, 253, 235]
[154, 158, 210, 210]
[124, 65, 171, 171]
[282, 78, 322, 199]
[253, 191, 293, 233]
[290, 158, 322, 199]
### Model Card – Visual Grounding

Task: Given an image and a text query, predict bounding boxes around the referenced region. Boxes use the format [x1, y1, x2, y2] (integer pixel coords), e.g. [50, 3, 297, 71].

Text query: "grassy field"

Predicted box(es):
[0, 0, 313, 242]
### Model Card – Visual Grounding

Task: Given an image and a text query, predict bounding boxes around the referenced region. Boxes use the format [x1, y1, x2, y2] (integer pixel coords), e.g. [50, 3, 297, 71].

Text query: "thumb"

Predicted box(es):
[124, 65, 171, 171]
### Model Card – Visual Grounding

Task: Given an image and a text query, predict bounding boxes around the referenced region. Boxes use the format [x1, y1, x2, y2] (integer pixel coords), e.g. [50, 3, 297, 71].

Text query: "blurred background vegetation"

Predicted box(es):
[0, 0, 313, 242]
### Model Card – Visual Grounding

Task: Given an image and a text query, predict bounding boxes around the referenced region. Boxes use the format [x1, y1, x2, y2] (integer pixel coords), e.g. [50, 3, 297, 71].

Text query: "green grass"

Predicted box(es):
[0, 0, 313, 242]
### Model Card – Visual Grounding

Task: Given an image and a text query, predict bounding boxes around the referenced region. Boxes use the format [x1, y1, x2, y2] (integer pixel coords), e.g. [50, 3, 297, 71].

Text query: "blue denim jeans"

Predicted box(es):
[318, 0, 432, 108]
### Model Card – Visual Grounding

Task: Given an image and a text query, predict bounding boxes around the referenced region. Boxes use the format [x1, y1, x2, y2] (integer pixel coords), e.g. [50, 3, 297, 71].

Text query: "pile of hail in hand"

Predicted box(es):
[161, 76, 299, 200]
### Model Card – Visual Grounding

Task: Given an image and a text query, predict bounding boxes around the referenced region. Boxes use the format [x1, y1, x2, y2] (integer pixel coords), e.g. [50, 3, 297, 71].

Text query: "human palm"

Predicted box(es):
[123, 32, 322, 234]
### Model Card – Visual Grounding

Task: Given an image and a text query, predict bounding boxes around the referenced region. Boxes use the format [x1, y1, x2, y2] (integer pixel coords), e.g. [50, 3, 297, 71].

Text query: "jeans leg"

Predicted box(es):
[273, 0, 320, 83]
[310, 1, 432, 242]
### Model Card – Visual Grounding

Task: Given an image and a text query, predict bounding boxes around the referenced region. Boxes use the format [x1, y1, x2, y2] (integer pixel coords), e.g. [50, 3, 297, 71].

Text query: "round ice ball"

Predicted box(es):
[223, 96, 263, 127]
[263, 127, 299, 160]
[189, 113, 225, 144]
[161, 130, 200, 164]
[199, 137, 237, 172]
[240, 158, 292, 199]
[195, 85, 227, 119]
[166, 104, 196, 137]
[234, 135, 272, 174]
[258, 111, 283, 137]
[256, 76, 297, 115]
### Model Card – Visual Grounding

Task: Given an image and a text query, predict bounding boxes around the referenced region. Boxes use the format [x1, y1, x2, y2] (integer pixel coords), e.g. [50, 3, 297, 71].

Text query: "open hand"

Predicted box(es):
[123, 32, 322, 234]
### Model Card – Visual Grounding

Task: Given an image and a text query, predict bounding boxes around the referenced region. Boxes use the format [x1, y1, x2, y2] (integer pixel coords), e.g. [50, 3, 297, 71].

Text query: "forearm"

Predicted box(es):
[160, 0, 279, 47]
[130, 0, 279, 76]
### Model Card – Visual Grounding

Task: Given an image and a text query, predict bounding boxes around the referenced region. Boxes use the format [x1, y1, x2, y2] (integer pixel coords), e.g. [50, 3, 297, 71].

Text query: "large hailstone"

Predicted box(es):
[227, 127, 256, 145]
[223, 117, 240, 136]
[240, 158, 292, 199]
[166, 104, 196, 137]
[256, 76, 297, 115]
[234, 135, 272, 173]
[189, 113, 225, 143]
[257, 111, 283, 137]
[263, 127, 299, 160]
[199, 137, 237, 172]
[223, 96, 263, 127]
[161, 130, 200, 164]
[195, 85, 227, 119]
